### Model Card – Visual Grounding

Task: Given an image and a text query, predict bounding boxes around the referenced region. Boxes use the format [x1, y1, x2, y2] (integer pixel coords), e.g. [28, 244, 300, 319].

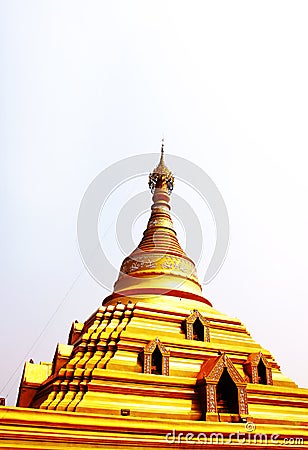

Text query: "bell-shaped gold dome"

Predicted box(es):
[113, 145, 202, 297]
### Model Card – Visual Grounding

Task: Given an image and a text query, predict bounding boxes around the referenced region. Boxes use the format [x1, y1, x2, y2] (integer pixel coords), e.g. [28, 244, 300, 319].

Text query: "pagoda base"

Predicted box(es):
[1, 406, 308, 449]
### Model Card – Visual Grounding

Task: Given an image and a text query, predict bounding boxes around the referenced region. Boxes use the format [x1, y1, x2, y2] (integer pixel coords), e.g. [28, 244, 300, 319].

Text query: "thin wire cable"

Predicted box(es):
[1, 176, 146, 400]
[0, 266, 85, 398]
[0, 209, 126, 398]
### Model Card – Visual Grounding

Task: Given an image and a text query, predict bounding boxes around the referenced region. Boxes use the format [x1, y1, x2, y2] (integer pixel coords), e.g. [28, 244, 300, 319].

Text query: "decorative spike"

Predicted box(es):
[148, 141, 174, 194]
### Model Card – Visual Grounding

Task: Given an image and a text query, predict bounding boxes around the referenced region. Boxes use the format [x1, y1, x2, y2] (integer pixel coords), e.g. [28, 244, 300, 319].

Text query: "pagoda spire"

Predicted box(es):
[159, 138, 165, 165]
[148, 140, 174, 195]
[113, 144, 201, 297]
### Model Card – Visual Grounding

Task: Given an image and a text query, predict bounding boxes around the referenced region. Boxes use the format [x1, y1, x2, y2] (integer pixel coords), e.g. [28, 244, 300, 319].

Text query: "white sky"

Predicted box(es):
[1, 1, 308, 405]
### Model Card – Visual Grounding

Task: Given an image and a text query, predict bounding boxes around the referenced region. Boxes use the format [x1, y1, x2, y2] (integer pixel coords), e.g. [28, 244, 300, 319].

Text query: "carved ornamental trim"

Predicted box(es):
[185, 310, 210, 342]
[119, 254, 198, 280]
[143, 338, 170, 376]
[206, 384, 216, 413]
[207, 353, 245, 384]
[244, 352, 273, 385]
[199, 353, 249, 417]
[238, 386, 249, 415]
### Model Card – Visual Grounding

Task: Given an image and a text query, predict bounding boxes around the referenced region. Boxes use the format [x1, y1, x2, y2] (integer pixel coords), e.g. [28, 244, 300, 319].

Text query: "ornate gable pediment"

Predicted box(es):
[144, 337, 170, 356]
[246, 351, 270, 367]
[204, 353, 245, 385]
[186, 309, 209, 326]
[244, 352, 273, 385]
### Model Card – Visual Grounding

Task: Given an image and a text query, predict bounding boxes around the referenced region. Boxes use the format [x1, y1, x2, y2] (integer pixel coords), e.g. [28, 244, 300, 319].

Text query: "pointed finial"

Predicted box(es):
[148, 139, 174, 194]
[159, 138, 165, 165]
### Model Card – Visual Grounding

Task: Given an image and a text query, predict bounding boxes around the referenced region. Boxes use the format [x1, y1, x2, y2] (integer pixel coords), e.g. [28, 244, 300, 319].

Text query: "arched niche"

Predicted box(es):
[216, 368, 239, 414]
[197, 353, 249, 421]
[185, 310, 210, 342]
[244, 352, 273, 385]
[142, 338, 170, 375]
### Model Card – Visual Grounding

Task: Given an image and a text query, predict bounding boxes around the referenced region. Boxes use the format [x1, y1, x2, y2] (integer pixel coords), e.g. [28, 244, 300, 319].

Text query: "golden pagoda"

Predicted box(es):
[1, 148, 308, 449]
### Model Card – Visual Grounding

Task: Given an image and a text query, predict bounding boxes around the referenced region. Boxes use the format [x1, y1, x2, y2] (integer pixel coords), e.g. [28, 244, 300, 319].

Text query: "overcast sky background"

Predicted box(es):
[1, 1, 308, 406]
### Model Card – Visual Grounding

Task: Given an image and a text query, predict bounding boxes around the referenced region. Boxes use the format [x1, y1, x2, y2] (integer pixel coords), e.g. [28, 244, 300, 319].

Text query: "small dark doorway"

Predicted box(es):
[216, 368, 239, 414]
[193, 318, 204, 341]
[151, 346, 162, 374]
[257, 359, 267, 384]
